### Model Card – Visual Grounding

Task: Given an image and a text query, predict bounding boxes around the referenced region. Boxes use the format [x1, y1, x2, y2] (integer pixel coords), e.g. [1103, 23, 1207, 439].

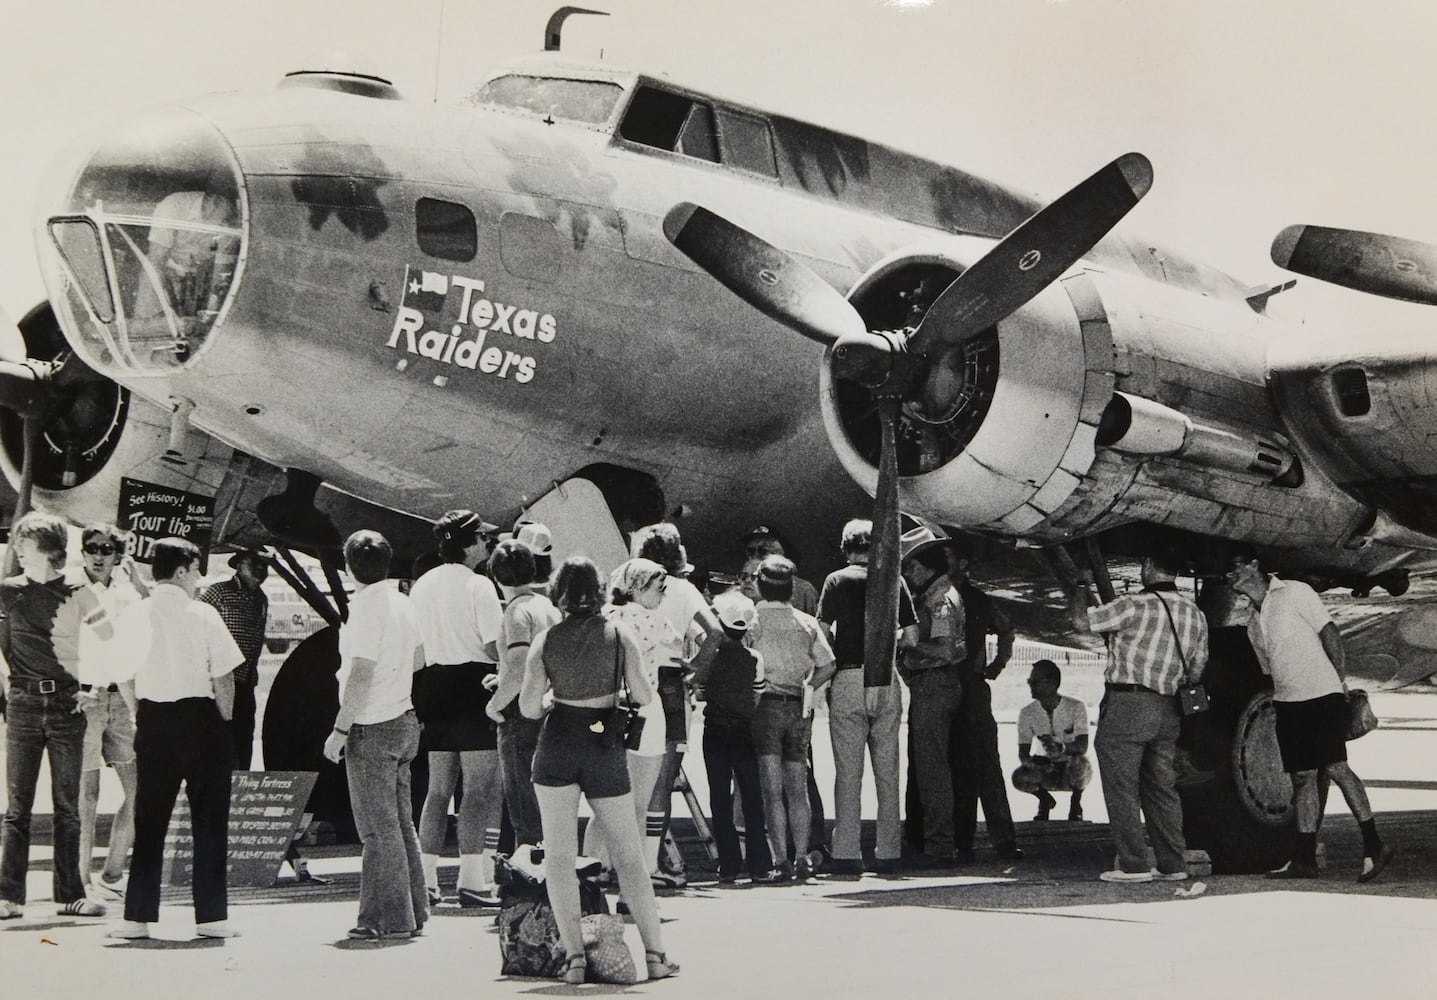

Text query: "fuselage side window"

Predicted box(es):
[618, 86, 718, 163]
[716, 109, 776, 177]
[416, 197, 477, 263]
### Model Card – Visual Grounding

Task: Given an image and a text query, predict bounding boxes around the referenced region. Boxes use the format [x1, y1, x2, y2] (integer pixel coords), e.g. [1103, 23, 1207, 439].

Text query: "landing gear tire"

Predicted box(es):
[1179, 692, 1295, 874]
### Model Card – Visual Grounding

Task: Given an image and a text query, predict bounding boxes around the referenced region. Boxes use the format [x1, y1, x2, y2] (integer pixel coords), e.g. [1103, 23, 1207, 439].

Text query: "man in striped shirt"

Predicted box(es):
[1069, 551, 1208, 883]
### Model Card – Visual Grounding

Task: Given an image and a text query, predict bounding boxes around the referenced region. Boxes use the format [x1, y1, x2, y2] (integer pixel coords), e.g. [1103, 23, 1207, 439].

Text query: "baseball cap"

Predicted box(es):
[515, 521, 554, 556]
[434, 509, 498, 542]
[712, 591, 756, 632]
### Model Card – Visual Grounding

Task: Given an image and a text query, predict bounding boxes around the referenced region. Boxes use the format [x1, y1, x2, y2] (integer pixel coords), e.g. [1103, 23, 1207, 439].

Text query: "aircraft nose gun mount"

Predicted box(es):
[1097, 391, 1298, 483]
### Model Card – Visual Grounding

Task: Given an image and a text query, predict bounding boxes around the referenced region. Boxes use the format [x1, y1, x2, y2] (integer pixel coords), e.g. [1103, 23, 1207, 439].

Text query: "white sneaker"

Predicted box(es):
[58, 898, 107, 917]
[196, 921, 241, 939]
[1099, 869, 1154, 883]
[107, 921, 151, 940]
[92, 876, 126, 901]
[1152, 870, 1189, 882]
[0, 899, 23, 920]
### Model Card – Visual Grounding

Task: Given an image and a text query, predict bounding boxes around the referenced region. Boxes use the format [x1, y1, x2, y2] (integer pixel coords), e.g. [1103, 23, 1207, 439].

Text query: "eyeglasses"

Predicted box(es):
[83, 544, 117, 556]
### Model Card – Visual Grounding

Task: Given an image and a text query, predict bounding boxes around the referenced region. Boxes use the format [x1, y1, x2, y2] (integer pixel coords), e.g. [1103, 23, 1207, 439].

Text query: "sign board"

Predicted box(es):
[162, 770, 317, 888]
[117, 476, 216, 565]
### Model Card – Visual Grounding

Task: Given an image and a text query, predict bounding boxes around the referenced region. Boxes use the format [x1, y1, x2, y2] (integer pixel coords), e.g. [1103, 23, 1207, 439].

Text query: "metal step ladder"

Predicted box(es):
[662, 763, 717, 870]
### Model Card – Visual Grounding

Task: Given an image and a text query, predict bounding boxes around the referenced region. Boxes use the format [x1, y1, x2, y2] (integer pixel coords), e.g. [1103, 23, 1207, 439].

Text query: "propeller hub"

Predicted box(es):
[830, 329, 911, 390]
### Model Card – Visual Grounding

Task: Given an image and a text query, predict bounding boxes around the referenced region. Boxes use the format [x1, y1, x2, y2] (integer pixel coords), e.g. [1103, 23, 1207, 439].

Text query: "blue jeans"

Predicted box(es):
[496, 715, 543, 847]
[347, 711, 427, 934]
[2, 689, 87, 904]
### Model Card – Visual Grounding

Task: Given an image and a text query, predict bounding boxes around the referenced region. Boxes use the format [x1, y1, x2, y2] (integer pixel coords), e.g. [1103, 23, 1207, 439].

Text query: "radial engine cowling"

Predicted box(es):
[820, 237, 1115, 534]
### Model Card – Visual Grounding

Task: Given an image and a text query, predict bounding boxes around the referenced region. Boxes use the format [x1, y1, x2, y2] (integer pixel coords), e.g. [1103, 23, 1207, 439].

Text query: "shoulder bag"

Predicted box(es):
[1345, 689, 1379, 740]
[1156, 593, 1210, 715]
[603, 623, 645, 751]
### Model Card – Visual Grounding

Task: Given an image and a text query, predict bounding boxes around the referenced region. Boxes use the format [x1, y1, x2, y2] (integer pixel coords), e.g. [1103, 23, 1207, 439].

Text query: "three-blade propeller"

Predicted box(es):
[669, 153, 1154, 680]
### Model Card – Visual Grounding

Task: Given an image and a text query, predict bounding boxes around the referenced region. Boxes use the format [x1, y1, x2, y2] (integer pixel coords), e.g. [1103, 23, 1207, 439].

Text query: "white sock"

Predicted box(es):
[421, 853, 439, 890]
[458, 853, 490, 892]
[644, 813, 665, 874]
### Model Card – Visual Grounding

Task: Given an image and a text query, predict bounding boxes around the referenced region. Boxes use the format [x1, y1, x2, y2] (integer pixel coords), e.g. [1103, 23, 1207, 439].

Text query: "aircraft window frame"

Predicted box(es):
[469, 75, 624, 126]
[416, 197, 477, 263]
[617, 86, 718, 163]
[47, 217, 116, 324]
[715, 108, 777, 178]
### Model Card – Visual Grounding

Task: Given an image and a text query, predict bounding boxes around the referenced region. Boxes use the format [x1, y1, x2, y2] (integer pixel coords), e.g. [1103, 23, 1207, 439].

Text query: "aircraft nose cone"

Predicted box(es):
[35, 105, 246, 375]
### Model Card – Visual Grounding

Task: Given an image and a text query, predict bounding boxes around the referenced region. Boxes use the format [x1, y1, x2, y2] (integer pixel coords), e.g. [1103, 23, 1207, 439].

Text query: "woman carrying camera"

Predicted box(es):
[520, 557, 678, 984]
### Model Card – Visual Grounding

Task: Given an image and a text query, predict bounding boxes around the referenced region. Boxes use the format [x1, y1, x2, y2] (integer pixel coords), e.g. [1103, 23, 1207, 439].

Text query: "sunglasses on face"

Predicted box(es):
[83, 544, 117, 556]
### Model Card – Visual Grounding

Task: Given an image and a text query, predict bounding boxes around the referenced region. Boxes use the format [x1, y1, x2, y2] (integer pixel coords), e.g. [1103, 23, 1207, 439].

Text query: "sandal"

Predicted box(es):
[646, 950, 680, 980]
[560, 952, 587, 985]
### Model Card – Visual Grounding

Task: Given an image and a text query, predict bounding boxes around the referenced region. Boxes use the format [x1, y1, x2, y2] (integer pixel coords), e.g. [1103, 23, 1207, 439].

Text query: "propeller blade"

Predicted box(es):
[1271, 225, 1437, 305]
[909, 153, 1153, 357]
[863, 398, 903, 688]
[1, 305, 25, 365]
[0, 360, 56, 416]
[663, 202, 868, 346]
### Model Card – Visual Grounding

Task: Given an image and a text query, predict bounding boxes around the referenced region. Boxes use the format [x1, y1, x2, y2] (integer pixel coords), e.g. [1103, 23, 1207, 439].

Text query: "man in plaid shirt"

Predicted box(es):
[1069, 551, 1207, 883]
[200, 550, 269, 769]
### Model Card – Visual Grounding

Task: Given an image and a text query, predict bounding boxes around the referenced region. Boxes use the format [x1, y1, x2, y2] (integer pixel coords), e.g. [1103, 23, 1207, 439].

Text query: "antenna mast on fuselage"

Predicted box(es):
[544, 6, 609, 51]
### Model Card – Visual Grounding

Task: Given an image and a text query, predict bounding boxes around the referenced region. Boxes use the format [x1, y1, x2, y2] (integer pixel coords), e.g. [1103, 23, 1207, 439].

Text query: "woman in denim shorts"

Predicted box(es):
[520, 557, 678, 985]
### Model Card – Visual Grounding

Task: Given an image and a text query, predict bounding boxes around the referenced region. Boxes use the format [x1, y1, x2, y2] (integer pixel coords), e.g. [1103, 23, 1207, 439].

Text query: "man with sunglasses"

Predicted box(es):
[199, 549, 269, 769]
[70, 526, 145, 902]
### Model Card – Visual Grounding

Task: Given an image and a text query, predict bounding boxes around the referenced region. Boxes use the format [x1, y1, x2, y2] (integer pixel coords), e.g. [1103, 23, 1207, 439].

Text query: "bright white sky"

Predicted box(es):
[3, 0, 1436, 333]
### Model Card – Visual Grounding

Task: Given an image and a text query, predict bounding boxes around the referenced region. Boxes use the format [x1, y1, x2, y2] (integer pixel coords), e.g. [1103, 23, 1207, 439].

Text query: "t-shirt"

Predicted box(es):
[500, 592, 562, 660]
[111, 583, 241, 702]
[656, 575, 711, 646]
[752, 602, 835, 696]
[1247, 576, 1343, 703]
[0, 574, 95, 684]
[604, 603, 681, 756]
[68, 569, 143, 687]
[905, 572, 965, 673]
[1017, 695, 1090, 758]
[816, 563, 917, 668]
[337, 580, 421, 726]
[408, 563, 503, 666]
[703, 637, 765, 727]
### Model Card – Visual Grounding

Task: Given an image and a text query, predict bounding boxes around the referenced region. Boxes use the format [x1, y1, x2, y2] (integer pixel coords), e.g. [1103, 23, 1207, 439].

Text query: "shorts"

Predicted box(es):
[752, 695, 811, 763]
[414, 662, 499, 751]
[82, 689, 136, 770]
[1274, 692, 1349, 773]
[531, 704, 632, 799]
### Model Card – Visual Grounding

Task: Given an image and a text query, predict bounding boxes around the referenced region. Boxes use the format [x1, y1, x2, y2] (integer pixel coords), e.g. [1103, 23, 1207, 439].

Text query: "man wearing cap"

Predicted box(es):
[750, 556, 836, 882]
[743, 527, 818, 615]
[199, 548, 270, 769]
[1069, 551, 1207, 883]
[70, 524, 145, 901]
[694, 591, 772, 883]
[816, 519, 917, 876]
[898, 528, 966, 868]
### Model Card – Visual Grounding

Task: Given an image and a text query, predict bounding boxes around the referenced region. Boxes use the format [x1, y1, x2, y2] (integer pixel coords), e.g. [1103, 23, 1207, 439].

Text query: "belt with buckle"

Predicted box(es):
[760, 692, 804, 703]
[15, 677, 77, 696]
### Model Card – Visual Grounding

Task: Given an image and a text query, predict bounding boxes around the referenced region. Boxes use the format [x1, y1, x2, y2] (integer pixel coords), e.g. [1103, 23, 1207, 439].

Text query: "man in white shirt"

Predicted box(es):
[1011, 659, 1091, 822]
[107, 538, 242, 941]
[71, 525, 145, 902]
[1226, 545, 1392, 884]
[323, 530, 427, 940]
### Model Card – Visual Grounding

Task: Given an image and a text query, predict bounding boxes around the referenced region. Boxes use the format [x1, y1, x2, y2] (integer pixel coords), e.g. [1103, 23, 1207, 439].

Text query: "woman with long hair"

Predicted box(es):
[520, 557, 678, 984]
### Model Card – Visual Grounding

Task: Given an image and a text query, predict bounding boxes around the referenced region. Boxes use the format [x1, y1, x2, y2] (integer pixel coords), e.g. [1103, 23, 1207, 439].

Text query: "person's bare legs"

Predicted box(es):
[78, 769, 102, 887]
[456, 749, 502, 892]
[533, 783, 584, 960]
[589, 792, 669, 961]
[783, 760, 810, 866]
[419, 751, 459, 894]
[101, 761, 137, 884]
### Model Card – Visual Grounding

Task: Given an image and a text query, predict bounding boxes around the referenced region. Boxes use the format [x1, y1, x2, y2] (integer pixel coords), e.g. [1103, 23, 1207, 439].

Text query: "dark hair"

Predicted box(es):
[12, 512, 68, 570]
[1229, 542, 1259, 566]
[632, 522, 684, 575]
[434, 509, 486, 564]
[1147, 548, 1185, 578]
[344, 529, 392, 585]
[151, 537, 201, 581]
[1030, 658, 1062, 685]
[489, 539, 537, 588]
[81, 523, 121, 546]
[551, 556, 603, 616]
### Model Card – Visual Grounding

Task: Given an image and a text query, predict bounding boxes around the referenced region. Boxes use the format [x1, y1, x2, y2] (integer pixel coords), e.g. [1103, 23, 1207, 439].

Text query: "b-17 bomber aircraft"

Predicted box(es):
[3, 11, 1437, 871]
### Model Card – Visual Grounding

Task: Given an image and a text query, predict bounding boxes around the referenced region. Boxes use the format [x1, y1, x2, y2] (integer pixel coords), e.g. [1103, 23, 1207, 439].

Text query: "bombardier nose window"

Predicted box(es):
[37, 106, 246, 374]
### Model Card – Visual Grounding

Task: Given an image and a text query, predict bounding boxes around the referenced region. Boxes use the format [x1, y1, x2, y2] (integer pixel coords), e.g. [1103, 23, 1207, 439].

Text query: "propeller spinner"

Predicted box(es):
[665, 153, 1153, 679]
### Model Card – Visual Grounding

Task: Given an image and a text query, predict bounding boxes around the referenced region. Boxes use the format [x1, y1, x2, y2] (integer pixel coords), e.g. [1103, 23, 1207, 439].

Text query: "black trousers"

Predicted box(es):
[703, 723, 772, 877]
[230, 679, 258, 770]
[126, 698, 233, 925]
[952, 678, 1016, 850]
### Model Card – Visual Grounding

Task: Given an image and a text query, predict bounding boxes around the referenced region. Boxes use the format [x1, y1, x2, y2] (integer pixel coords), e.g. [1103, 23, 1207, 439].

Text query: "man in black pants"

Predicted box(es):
[947, 539, 1023, 862]
[108, 538, 242, 940]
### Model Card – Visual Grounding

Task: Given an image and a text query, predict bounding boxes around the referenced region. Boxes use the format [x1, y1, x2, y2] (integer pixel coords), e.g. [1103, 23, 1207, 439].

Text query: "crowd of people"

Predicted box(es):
[0, 508, 1397, 976]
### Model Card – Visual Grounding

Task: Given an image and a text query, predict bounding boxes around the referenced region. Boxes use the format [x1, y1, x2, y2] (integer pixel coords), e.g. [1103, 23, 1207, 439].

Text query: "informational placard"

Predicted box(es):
[117, 476, 215, 565]
[162, 770, 317, 887]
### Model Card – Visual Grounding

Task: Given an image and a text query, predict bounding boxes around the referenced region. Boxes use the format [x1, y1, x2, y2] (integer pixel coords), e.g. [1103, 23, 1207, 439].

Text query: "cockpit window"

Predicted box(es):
[37, 106, 245, 373]
[469, 75, 623, 125]
[619, 87, 717, 162]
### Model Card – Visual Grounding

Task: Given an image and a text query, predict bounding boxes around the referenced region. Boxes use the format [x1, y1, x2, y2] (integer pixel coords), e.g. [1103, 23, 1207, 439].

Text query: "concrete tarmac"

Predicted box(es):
[4, 686, 1437, 999]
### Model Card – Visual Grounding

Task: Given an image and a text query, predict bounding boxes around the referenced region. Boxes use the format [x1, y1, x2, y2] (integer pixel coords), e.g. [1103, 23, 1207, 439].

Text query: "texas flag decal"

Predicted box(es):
[403, 266, 450, 313]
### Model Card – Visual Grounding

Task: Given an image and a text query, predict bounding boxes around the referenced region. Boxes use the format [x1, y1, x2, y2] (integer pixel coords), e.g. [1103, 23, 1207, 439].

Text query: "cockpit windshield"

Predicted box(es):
[468, 74, 623, 126]
[38, 106, 245, 374]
